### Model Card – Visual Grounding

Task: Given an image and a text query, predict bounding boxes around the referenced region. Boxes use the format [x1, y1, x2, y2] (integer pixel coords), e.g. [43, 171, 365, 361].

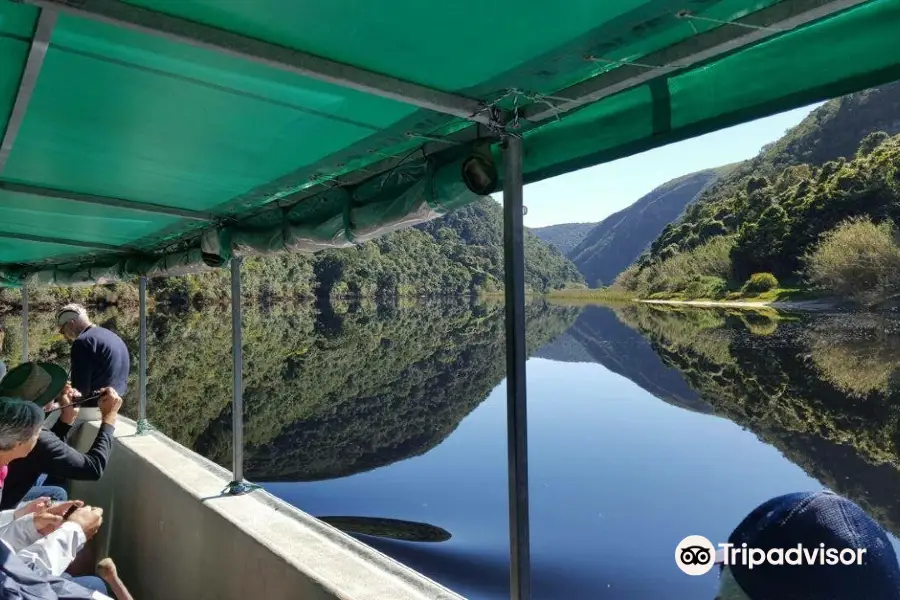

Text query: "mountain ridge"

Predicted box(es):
[566, 167, 726, 287]
[618, 81, 900, 300]
[529, 222, 598, 256]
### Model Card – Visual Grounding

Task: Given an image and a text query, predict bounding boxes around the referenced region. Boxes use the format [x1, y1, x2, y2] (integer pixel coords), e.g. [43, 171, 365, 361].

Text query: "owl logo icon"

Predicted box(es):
[675, 535, 717, 575]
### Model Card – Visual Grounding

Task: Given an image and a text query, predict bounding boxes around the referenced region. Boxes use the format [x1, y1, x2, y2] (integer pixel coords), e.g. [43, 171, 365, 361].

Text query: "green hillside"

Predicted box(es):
[529, 222, 597, 256]
[0, 197, 584, 308]
[568, 168, 725, 287]
[617, 82, 900, 305]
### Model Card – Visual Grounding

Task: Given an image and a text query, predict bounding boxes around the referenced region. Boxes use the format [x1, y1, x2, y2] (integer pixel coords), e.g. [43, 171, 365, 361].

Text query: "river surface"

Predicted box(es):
[4, 300, 900, 599]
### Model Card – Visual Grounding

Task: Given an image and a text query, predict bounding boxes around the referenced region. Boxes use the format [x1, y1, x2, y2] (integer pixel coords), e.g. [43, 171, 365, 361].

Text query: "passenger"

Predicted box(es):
[715, 490, 900, 600]
[0, 537, 113, 600]
[0, 363, 120, 510]
[56, 304, 130, 411]
[0, 396, 110, 595]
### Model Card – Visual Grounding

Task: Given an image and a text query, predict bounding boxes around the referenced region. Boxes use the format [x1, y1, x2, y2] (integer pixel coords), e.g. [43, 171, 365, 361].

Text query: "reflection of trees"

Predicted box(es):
[211, 299, 581, 480]
[0, 309, 140, 413]
[615, 304, 900, 535]
[806, 314, 900, 397]
[2, 300, 579, 482]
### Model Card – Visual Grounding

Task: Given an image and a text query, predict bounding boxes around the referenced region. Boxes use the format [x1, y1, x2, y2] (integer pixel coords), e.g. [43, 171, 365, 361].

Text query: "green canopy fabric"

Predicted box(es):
[0, 0, 898, 286]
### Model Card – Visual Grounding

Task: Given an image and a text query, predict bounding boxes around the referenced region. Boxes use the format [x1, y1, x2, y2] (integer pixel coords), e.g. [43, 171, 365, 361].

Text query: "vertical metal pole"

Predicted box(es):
[502, 134, 530, 600]
[231, 257, 244, 484]
[21, 285, 28, 363]
[138, 276, 148, 423]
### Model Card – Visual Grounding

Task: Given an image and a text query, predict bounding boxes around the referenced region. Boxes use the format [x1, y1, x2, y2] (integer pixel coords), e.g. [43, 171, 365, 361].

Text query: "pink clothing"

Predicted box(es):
[0, 465, 7, 488]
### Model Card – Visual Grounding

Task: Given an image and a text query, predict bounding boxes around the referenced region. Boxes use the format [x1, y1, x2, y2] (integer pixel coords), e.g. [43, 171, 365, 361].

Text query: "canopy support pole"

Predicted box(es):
[502, 134, 531, 600]
[21, 286, 29, 363]
[0, 9, 57, 176]
[23, 0, 492, 126]
[225, 257, 256, 495]
[136, 276, 151, 434]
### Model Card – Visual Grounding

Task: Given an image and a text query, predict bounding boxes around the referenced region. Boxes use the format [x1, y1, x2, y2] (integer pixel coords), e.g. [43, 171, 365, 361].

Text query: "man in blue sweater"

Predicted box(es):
[56, 304, 130, 408]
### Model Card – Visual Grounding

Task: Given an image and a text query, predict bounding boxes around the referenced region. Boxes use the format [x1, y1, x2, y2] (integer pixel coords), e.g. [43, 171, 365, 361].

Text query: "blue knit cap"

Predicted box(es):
[724, 491, 900, 600]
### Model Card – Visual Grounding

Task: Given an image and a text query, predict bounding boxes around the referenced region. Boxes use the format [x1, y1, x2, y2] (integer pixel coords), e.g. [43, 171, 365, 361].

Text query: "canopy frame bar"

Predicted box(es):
[23, 0, 494, 126]
[0, 8, 57, 176]
[525, 0, 872, 122]
[0, 230, 127, 252]
[0, 181, 215, 222]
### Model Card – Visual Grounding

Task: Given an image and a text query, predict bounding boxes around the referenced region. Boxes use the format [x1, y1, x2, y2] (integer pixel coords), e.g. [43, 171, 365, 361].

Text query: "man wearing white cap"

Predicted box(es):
[56, 304, 129, 420]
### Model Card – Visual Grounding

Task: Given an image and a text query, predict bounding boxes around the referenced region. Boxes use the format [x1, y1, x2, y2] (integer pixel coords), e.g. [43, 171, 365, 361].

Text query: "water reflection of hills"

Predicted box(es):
[178, 300, 581, 481]
[1, 301, 579, 482]
[536, 305, 712, 414]
[614, 304, 900, 536]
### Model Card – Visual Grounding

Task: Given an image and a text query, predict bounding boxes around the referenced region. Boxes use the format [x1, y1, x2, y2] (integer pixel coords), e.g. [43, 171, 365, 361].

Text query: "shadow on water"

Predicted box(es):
[316, 516, 451, 543]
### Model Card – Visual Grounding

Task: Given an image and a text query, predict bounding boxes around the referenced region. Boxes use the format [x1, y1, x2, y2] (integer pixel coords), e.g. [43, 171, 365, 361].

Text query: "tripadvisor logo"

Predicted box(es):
[675, 535, 868, 576]
[676, 535, 717, 575]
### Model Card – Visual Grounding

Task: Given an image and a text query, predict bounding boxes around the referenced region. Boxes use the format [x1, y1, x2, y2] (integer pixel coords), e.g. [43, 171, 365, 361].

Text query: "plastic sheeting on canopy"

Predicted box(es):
[1, 0, 899, 286]
[14, 154, 480, 287]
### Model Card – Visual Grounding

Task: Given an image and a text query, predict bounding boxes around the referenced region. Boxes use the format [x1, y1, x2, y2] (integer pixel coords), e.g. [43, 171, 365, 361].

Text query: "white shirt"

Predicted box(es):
[0, 508, 88, 576]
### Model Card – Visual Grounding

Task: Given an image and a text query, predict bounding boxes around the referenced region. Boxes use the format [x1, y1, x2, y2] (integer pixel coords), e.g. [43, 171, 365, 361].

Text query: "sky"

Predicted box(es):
[520, 103, 823, 229]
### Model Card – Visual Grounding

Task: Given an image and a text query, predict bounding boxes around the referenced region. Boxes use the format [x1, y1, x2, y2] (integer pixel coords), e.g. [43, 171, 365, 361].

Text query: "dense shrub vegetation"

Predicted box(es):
[804, 217, 900, 306]
[614, 82, 900, 305]
[741, 273, 779, 295]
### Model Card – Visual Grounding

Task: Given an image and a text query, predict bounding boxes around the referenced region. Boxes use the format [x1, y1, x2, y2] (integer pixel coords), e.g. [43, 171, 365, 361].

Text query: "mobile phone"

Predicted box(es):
[63, 504, 79, 520]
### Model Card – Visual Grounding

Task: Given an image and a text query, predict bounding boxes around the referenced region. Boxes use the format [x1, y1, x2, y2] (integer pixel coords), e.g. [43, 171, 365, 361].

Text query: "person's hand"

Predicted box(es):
[98, 388, 122, 425]
[58, 382, 82, 425]
[33, 500, 84, 536]
[14, 496, 51, 520]
[67, 506, 103, 540]
[58, 382, 82, 405]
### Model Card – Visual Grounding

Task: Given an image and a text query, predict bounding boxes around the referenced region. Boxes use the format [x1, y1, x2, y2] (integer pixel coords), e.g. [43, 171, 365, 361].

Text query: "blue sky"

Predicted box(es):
[519, 103, 823, 228]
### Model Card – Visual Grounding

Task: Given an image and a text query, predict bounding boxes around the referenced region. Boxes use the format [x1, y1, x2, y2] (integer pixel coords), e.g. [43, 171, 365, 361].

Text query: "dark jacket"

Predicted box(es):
[0, 538, 100, 599]
[70, 326, 130, 405]
[0, 419, 115, 510]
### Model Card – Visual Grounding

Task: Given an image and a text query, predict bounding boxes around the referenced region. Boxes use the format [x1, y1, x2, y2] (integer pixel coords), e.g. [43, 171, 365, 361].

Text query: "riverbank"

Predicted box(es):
[545, 286, 843, 311]
[543, 288, 635, 303]
[638, 298, 836, 310]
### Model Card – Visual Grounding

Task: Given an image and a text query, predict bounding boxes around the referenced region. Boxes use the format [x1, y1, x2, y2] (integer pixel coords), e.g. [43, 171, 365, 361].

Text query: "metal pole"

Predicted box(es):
[230, 256, 244, 485]
[21, 285, 28, 363]
[502, 134, 530, 600]
[138, 276, 148, 423]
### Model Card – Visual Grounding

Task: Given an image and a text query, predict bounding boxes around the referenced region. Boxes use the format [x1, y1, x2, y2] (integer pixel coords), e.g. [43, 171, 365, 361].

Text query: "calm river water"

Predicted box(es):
[4, 299, 900, 599]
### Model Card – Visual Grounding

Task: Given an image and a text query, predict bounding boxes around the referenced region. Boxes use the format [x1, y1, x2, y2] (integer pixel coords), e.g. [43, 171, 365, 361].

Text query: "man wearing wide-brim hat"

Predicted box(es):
[0, 362, 122, 511]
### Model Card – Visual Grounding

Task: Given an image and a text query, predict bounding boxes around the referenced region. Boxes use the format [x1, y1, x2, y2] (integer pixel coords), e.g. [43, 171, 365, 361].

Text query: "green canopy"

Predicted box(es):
[0, 0, 898, 286]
